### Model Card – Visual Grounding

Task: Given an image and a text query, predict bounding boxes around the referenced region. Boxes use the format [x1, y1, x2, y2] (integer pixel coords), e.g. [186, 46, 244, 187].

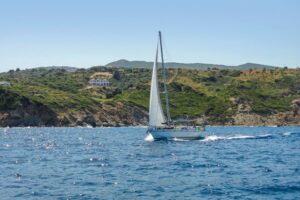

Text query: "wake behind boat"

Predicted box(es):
[147, 31, 205, 140]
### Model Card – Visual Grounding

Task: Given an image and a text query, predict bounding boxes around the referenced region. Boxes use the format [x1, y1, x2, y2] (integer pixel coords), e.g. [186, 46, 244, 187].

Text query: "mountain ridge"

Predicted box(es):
[1, 61, 280, 74]
[105, 59, 279, 70]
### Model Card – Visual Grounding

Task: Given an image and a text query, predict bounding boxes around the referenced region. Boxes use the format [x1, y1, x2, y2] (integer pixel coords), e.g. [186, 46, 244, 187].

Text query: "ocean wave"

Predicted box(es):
[145, 133, 273, 142]
[202, 134, 273, 142]
[282, 132, 299, 136]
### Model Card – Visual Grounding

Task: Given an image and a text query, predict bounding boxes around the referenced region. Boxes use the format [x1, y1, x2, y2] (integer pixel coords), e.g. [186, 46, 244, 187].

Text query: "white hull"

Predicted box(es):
[148, 128, 204, 140]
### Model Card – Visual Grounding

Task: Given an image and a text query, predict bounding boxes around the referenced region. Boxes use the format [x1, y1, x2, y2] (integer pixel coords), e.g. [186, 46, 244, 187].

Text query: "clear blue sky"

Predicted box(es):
[0, 0, 299, 72]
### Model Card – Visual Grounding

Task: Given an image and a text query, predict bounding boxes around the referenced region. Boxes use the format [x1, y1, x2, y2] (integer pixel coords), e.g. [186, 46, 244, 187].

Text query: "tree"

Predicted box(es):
[113, 70, 121, 81]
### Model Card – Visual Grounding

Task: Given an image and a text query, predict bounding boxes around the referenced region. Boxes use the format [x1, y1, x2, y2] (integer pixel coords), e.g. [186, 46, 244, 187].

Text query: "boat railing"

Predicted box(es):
[149, 126, 205, 132]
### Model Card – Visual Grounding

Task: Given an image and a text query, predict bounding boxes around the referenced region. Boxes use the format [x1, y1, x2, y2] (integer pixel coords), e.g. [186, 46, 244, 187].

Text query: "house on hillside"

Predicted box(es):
[0, 81, 11, 86]
[89, 79, 110, 87]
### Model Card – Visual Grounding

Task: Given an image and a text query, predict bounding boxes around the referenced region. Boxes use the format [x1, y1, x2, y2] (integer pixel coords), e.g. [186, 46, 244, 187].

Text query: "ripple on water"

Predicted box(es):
[0, 127, 299, 199]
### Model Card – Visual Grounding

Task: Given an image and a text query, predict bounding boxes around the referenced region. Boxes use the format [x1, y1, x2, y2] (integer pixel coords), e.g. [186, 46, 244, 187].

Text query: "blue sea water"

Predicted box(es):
[0, 126, 299, 200]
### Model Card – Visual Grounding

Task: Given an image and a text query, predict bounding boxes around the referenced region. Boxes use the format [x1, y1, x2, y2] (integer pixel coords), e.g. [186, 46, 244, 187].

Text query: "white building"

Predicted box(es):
[89, 79, 110, 87]
[0, 81, 11, 86]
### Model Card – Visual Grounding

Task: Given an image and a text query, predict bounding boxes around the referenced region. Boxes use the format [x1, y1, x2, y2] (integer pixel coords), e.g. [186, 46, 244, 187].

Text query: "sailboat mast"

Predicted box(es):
[158, 31, 171, 125]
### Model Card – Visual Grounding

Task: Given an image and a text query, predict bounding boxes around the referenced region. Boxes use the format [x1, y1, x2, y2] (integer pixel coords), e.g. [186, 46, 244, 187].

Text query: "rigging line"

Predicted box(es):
[160, 33, 178, 83]
[161, 34, 173, 63]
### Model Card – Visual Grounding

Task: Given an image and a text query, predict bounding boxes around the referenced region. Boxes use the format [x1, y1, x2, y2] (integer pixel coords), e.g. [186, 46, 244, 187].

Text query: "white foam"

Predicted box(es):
[144, 134, 154, 142]
[283, 132, 292, 136]
[202, 134, 272, 142]
[202, 135, 225, 142]
[256, 134, 273, 138]
[227, 135, 256, 140]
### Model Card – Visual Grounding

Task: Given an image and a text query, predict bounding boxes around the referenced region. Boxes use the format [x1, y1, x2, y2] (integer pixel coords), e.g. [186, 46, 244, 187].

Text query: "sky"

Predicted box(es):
[0, 0, 299, 72]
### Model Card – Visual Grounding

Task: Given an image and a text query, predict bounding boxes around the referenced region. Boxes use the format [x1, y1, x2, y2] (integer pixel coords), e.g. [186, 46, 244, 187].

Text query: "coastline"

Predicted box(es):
[2, 67, 300, 128]
[1, 123, 300, 128]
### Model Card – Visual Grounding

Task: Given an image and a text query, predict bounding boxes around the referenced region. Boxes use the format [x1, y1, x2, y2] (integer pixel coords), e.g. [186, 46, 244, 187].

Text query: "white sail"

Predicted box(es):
[149, 44, 166, 127]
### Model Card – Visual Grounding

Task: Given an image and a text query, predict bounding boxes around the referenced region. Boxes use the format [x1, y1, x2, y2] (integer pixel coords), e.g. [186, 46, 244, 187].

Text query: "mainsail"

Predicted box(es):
[149, 43, 166, 127]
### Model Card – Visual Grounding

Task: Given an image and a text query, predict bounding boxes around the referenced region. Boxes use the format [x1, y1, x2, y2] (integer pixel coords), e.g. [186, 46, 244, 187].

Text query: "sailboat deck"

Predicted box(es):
[149, 126, 204, 132]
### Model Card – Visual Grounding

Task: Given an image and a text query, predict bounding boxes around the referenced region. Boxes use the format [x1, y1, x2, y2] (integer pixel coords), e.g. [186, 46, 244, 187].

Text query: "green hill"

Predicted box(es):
[0, 66, 300, 127]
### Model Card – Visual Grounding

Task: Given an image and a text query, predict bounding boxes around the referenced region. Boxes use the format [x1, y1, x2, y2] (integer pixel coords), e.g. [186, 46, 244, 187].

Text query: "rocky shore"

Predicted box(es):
[1, 95, 300, 127]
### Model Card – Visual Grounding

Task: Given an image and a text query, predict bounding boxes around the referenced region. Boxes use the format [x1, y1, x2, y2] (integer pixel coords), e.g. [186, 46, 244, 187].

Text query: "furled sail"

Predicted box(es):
[149, 43, 166, 127]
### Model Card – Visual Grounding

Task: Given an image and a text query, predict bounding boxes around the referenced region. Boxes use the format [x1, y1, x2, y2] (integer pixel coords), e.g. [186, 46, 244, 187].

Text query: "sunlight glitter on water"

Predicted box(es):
[0, 127, 299, 199]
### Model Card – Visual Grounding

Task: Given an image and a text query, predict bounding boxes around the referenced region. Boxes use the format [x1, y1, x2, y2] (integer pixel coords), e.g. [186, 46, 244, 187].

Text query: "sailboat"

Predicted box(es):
[147, 31, 205, 140]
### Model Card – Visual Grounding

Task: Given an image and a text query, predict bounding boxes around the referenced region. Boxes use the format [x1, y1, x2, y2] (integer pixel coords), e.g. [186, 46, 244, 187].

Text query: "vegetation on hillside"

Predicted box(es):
[1, 66, 300, 125]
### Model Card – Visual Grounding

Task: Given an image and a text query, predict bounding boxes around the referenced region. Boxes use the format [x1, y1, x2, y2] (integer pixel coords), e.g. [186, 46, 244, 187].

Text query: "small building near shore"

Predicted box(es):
[0, 81, 11, 86]
[89, 79, 110, 87]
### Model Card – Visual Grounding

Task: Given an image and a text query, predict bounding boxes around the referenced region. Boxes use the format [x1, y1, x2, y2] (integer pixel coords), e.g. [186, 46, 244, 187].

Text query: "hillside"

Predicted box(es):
[1, 66, 300, 127]
[105, 59, 278, 70]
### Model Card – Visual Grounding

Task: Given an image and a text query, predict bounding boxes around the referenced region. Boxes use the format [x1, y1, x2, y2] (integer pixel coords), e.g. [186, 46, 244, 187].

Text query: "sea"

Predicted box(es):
[0, 126, 299, 200]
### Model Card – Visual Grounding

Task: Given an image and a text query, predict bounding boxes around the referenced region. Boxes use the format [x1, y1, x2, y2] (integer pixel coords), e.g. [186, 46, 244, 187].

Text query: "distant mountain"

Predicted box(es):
[234, 63, 278, 70]
[106, 59, 278, 70]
